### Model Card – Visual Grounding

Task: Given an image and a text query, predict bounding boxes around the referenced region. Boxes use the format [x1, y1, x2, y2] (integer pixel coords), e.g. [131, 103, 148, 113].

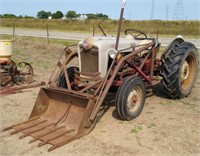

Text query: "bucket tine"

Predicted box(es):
[19, 123, 55, 139]
[29, 126, 65, 144]
[48, 136, 76, 152]
[10, 120, 47, 135]
[38, 129, 75, 147]
[3, 117, 39, 131]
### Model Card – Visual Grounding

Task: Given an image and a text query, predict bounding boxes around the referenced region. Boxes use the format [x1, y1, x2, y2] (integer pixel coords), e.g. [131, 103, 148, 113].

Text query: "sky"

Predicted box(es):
[0, 0, 199, 20]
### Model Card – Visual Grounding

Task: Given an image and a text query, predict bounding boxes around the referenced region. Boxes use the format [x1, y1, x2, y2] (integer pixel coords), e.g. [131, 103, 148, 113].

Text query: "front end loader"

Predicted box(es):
[3, 0, 199, 152]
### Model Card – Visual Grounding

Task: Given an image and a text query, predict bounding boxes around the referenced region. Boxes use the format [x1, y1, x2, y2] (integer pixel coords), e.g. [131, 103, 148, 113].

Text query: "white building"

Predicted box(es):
[76, 14, 88, 20]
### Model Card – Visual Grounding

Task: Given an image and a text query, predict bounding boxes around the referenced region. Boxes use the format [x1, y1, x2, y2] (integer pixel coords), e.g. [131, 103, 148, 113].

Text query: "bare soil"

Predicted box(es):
[0, 38, 200, 156]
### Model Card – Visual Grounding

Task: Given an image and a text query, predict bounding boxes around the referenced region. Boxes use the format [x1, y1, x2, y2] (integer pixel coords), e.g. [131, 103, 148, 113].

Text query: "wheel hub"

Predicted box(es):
[127, 87, 141, 112]
[181, 61, 189, 83]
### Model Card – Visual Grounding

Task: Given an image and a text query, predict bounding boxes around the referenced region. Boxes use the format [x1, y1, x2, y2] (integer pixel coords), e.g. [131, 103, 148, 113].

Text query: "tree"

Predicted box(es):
[24, 15, 35, 19]
[37, 10, 51, 19]
[52, 11, 63, 19]
[46, 11, 51, 18]
[66, 10, 78, 19]
[86, 13, 109, 19]
[96, 13, 108, 19]
[2, 14, 16, 18]
[86, 13, 97, 19]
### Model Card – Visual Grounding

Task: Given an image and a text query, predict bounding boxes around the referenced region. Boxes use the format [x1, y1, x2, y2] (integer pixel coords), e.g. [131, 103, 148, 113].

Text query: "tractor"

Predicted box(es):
[3, 0, 199, 152]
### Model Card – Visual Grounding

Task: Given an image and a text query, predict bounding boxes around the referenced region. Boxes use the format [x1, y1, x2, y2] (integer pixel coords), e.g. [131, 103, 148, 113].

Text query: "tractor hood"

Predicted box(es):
[78, 36, 138, 52]
[77, 36, 140, 78]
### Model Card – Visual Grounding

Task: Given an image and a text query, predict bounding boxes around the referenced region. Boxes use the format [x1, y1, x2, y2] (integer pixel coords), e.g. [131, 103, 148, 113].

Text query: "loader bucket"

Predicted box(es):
[3, 87, 96, 151]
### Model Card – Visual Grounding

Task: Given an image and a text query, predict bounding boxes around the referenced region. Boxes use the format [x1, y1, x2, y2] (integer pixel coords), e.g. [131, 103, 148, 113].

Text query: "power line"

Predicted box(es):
[151, 0, 155, 20]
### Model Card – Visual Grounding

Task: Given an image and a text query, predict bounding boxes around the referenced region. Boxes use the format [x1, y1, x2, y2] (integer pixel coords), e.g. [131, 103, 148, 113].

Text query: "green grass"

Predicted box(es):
[101, 130, 106, 133]
[159, 101, 174, 105]
[131, 125, 144, 133]
[145, 111, 153, 114]
[181, 100, 195, 109]
[147, 123, 156, 128]
[168, 117, 174, 120]
[181, 100, 195, 106]
[13, 49, 21, 55]
[1, 18, 200, 38]
[131, 128, 139, 133]
[136, 135, 141, 141]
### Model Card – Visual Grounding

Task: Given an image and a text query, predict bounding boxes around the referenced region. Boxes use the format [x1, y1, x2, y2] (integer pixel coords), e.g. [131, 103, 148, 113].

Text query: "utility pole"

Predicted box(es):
[166, 5, 169, 21]
[129, 11, 132, 20]
[151, 0, 155, 20]
[173, 0, 184, 20]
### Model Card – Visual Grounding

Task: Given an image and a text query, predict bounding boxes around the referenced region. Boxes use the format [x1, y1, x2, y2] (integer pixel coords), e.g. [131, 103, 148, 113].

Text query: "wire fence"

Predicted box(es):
[0, 23, 199, 48]
[1, 23, 96, 42]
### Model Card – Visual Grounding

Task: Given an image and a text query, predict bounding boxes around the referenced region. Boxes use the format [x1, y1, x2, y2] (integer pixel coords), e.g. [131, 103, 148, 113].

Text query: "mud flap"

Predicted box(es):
[3, 87, 96, 151]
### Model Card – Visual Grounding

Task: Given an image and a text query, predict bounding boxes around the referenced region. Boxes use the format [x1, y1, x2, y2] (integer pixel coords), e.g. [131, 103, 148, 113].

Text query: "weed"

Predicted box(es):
[159, 101, 174, 105]
[153, 138, 159, 142]
[131, 125, 144, 134]
[14, 50, 21, 55]
[181, 100, 195, 109]
[101, 130, 106, 133]
[151, 123, 156, 127]
[138, 126, 143, 131]
[148, 123, 156, 128]
[181, 100, 195, 106]
[136, 135, 141, 141]
[131, 128, 138, 133]
[42, 64, 49, 70]
[145, 111, 153, 114]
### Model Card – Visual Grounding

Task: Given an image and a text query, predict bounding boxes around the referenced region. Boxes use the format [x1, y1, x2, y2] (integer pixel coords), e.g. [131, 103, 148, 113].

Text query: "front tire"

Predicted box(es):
[161, 42, 198, 98]
[115, 76, 146, 121]
[57, 66, 79, 89]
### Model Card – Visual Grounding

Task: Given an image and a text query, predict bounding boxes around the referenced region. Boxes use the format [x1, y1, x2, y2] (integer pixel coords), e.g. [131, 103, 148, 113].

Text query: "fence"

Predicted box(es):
[0, 21, 199, 48]
[1, 23, 98, 44]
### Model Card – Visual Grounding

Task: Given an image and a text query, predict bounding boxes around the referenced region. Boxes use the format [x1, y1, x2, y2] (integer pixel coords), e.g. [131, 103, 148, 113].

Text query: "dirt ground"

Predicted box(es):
[0, 38, 200, 156]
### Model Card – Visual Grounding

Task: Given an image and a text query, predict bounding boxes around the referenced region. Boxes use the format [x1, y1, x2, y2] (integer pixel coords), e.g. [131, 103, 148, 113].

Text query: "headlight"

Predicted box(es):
[82, 37, 94, 51]
[108, 49, 118, 59]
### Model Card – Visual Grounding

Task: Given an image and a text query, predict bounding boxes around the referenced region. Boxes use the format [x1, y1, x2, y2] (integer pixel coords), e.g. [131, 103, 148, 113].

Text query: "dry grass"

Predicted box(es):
[1, 19, 199, 38]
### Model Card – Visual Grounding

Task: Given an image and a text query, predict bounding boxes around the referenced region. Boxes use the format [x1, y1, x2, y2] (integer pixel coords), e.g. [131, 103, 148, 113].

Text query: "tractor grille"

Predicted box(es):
[80, 48, 98, 73]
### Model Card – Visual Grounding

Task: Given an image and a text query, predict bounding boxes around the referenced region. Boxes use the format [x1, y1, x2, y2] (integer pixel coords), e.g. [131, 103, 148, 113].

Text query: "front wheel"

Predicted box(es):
[115, 76, 146, 121]
[57, 66, 79, 89]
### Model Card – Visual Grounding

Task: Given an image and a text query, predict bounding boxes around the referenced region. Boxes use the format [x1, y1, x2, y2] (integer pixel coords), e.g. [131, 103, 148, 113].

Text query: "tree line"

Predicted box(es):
[0, 10, 109, 20]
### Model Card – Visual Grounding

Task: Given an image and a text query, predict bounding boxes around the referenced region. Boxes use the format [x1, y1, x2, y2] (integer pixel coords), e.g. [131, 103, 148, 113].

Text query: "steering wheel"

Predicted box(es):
[125, 29, 147, 39]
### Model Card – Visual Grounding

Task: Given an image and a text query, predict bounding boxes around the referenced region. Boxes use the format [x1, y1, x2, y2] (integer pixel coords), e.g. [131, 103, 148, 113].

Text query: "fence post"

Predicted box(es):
[46, 23, 49, 45]
[13, 23, 15, 37]
[93, 24, 95, 37]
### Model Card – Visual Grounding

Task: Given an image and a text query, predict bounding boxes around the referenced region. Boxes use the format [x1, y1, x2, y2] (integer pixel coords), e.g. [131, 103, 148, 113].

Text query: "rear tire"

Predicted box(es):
[57, 66, 79, 89]
[161, 42, 198, 98]
[161, 38, 184, 62]
[115, 76, 146, 121]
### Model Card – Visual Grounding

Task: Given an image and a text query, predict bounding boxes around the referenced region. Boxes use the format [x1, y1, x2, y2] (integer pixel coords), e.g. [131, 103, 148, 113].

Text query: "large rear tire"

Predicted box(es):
[115, 76, 146, 121]
[161, 42, 198, 98]
[161, 38, 184, 62]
